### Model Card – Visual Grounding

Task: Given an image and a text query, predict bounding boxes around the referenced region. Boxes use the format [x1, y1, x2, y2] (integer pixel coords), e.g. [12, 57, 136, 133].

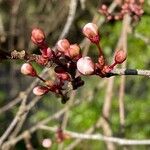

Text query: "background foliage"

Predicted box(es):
[0, 0, 150, 149]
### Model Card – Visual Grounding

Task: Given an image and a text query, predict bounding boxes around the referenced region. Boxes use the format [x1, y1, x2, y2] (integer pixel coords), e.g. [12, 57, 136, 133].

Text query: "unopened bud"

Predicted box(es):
[42, 138, 52, 148]
[57, 39, 70, 53]
[21, 63, 36, 76]
[33, 86, 49, 96]
[31, 28, 45, 45]
[107, 15, 113, 21]
[68, 44, 80, 59]
[114, 50, 127, 64]
[40, 47, 53, 58]
[101, 4, 108, 11]
[82, 23, 100, 44]
[77, 57, 95, 75]
[56, 72, 70, 81]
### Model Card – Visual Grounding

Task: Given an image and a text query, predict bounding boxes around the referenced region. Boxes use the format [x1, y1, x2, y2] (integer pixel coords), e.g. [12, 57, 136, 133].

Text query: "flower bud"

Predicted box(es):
[77, 57, 95, 75]
[33, 86, 49, 96]
[107, 15, 113, 21]
[67, 44, 80, 59]
[42, 138, 52, 148]
[36, 55, 48, 66]
[21, 63, 36, 76]
[31, 28, 45, 45]
[57, 39, 70, 53]
[56, 72, 70, 81]
[114, 50, 127, 64]
[40, 47, 53, 58]
[101, 4, 108, 11]
[82, 23, 100, 44]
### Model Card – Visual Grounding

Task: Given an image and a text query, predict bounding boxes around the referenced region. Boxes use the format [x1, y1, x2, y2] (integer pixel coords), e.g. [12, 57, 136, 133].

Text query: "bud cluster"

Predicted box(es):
[79, 23, 126, 77]
[21, 23, 127, 103]
[99, 0, 144, 22]
[21, 28, 83, 103]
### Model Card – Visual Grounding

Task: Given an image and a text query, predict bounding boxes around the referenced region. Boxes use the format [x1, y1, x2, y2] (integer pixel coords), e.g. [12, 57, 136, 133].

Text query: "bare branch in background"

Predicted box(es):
[59, 0, 78, 39]
[39, 125, 150, 146]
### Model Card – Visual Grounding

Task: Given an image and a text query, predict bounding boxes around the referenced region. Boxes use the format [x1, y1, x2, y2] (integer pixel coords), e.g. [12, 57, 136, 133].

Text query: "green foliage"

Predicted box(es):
[0, 0, 150, 149]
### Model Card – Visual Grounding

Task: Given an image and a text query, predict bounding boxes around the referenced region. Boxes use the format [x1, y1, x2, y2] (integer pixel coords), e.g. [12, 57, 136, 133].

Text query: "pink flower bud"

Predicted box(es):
[40, 47, 53, 58]
[31, 28, 45, 45]
[101, 4, 107, 11]
[107, 15, 113, 21]
[33, 86, 49, 96]
[57, 39, 70, 53]
[114, 50, 127, 64]
[56, 72, 70, 81]
[42, 138, 52, 148]
[82, 23, 100, 44]
[67, 44, 80, 59]
[21, 63, 36, 76]
[36, 55, 48, 66]
[77, 57, 95, 75]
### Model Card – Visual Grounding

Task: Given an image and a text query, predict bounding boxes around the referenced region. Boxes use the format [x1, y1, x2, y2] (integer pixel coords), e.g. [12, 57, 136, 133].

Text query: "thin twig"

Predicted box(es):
[2, 106, 68, 149]
[134, 32, 150, 44]
[118, 14, 131, 135]
[0, 69, 48, 114]
[108, 68, 150, 77]
[65, 81, 107, 150]
[101, 77, 115, 150]
[24, 132, 34, 150]
[0, 95, 27, 146]
[58, 91, 76, 150]
[79, 0, 86, 10]
[59, 0, 78, 39]
[39, 125, 150, 146]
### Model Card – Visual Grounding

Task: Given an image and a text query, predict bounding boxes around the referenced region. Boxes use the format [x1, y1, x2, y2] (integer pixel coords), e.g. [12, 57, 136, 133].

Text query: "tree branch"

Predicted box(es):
[107, 68, 150, 77]
[39, 125, 150, 146]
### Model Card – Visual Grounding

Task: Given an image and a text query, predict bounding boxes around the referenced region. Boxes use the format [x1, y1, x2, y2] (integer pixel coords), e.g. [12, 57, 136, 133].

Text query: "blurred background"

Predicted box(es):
[0, 0, 150, 149]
